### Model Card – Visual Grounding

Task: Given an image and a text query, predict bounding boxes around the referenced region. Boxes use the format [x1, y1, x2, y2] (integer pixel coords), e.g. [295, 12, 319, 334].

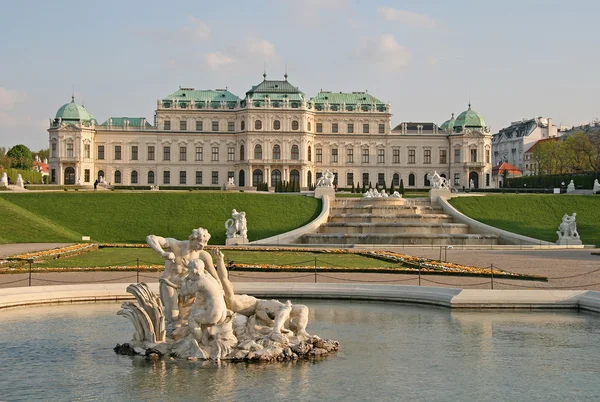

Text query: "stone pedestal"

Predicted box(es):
[429, 188, 451, 202]
[225, 184, 236, 191]
[226, 237, 248, 246]
[314, 187, 335, 199]
[556, 238, 583, 246]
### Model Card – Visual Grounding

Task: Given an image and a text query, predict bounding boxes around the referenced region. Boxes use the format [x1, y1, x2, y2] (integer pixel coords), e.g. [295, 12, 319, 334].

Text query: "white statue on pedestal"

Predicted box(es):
[0, 172, 7, 187]
[77, 177, 82, 186]
[16, 174, 24, 188]
[225, 209, 247, 240]
[429, 171, 449, 189]
[556, 213, 580, 242]
[227, 177, 235, 186]
[469, 179, 474, 189]
[316, 170, 335, 188]
[567, 180, 575, 193]
[593, 179, 599, 193]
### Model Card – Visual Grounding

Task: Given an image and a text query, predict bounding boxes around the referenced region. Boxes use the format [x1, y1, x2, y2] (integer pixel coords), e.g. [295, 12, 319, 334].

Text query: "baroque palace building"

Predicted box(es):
[48, 74, 493, 190]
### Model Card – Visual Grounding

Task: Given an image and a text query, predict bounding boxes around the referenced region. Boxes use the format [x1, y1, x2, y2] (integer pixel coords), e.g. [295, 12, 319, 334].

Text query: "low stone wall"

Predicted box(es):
[2, 282, 600, 313]
[251, 194, 331, 245]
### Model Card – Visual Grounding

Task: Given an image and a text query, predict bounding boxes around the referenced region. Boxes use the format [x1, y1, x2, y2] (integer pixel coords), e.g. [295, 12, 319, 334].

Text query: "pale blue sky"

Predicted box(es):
[1, 0, 598, 150]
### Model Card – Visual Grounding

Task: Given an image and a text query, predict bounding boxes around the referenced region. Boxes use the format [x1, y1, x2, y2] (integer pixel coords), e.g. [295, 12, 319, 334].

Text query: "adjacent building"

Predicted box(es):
[48, 75, 493, 189]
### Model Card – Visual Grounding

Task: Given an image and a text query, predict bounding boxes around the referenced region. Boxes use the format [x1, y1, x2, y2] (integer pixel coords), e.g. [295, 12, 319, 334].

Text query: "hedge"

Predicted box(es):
[508, 172, 600, 189]
[0, 168, 43, 184]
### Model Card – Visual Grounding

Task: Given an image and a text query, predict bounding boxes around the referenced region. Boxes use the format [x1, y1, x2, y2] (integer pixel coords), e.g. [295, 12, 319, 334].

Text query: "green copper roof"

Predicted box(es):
[440, 113, 456, 131]
[246, 75, 303, 96]
[311, 91, 384, 105]
[162, 88, 241, 108]
[453, 104, 486, 132]
[100, 117, 153, 128]
[55, 97, 96, 123]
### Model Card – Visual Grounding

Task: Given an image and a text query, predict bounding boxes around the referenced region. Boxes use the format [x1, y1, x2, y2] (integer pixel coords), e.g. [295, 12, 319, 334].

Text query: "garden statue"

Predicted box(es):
[16, 174, 24, 188]
[556, 213, 581, 245]
[316, 170, 335, 188]
[225, 209, 247, 240]
[117, 228, 338, 362]
[593, 179, 599, 194]
[390, 191, 402, 198]
[567, 180, 575, 193]
[0, 172, 7, 187]
[469, 179, 474, 189]
[227, 177, 235, 186]
[429, 171, 449, 189]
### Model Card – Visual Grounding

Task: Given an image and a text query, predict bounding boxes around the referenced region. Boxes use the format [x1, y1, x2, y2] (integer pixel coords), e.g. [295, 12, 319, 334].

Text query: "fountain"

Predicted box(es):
[115, 228, 339, 362]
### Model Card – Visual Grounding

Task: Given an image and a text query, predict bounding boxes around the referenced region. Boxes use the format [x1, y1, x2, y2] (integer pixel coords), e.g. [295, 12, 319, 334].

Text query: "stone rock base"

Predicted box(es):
[429, 188, 451, 202]
[226, 237, 249, 246]
[315, 187, 335, 199]
[556, 238, 583, 246]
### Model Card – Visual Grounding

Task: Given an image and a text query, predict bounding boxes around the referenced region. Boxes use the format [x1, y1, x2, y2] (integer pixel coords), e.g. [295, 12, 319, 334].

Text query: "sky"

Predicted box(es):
[0, 0, 599, 150]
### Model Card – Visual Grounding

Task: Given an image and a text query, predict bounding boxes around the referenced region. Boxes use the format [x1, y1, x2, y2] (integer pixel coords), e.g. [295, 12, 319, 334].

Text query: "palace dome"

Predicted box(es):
[440, 113, 455, 131]
[55, 97, 96, 123]
[453, 104, 486, 132]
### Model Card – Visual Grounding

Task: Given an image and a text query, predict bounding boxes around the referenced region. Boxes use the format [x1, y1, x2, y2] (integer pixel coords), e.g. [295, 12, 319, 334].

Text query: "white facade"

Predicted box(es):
[49, 77, 493, 190]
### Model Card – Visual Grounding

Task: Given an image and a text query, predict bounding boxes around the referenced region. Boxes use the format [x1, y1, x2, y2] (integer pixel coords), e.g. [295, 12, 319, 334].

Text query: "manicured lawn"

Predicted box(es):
[449, 194, 600, 246]
[0, 192, 321, 245]
[33, 247, 399, 269]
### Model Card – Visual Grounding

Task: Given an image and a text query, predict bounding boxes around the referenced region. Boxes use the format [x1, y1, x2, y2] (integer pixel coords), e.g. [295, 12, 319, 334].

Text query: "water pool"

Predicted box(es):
[0, 300, 599, 401]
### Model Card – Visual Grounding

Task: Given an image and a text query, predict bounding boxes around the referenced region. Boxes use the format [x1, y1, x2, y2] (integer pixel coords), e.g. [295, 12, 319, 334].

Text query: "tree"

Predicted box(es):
[351, 181, 355, 193]
[562, 132, 596, 172]
[0, 147, 9, 169]
[34, 148, 50, 161]
[390, 181, 395, 194]
[7, 144, 33, 170]
[399, 179, 405, 195]
[501, 169, 509, 188]
[362, 182, 367, 193]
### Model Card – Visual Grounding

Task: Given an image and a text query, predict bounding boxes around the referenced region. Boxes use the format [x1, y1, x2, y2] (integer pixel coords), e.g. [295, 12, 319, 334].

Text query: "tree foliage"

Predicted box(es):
[532, 132, 597, 175]
[7, 144, 33, 170]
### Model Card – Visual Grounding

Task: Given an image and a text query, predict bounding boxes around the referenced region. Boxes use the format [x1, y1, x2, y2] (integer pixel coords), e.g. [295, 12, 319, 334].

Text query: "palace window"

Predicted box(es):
[97, 145, 105, 160]
[316, 123, 323, 133]
[228, 171, 234, 182]
[393, 173, 399, 186]
[424, 149, 431, 164]
[408, 149, 415, 164]
[240, 145, 245, 160]
[114, 170, 121, 184]
[131, 146, 138, 161]
[51, 143, 57, 158]
[362, 172, 369, 186]
[254, 144, 262, 159]
[195, 147, 203, 161]
[147, 171, 155, 184]
[84, 169, 90, 183]
[439, 150, 447, 164]
[307, 121, 312, 131]
[332, 123, 338, 133]
[195, 171, 202, 185]
[196, 120, 203, 131]
[114, 145, 121, 160]
[316, 148, 322, 162]
[363, 123, 369, 134]
[255, 120, 262, 130]
[393, 149, 400, 164]
[67, 143, 74, 158]
[180, 171, 186, 184]
[163, 146, 171, 161]
[424, 173, 430, 187]
[51, 169, 56, 183]
[273, 145, 281, 160]
[273, 120, 281, 130]
[179, 146, 187, 161]
[212, 171, 218, 184]
[454, 148, 461, 163]
[228, 147, 234, 161]
[308, 146, 312, 162]
[347, 172, 354, 186]
[228, 121, 235, 131]
[292, 120, 299, 130]
[378, 149, 385, 163]
[180, 120, 187, 131]
[486, 150, 490, 164]
[470, 149, 477, 162]
[347, 148, 354, 163]
[362, 149, 369, 163]
[131, 170, 138, 184]
[408, 173, 415, 186]
[378, 173, 385, 186]
[164, 120, 171, 130]
[241, 120, 245, 130]
[291, 145, 299, 160]
[378, 123, 385, 134]
[454, 173, 460, 186]
[211, 147, 219, 161]
[331, 148, 338, 163]
[347, 123, 354, 134]
[84, 144, 90, 159]
[163, 171, 170, 184]
[212, 121, 219, 131]
[148, 146, 155, 161]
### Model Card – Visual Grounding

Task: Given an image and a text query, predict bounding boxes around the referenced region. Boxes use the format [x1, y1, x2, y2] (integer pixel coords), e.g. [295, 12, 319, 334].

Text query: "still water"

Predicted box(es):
[0, 300, 599, 402]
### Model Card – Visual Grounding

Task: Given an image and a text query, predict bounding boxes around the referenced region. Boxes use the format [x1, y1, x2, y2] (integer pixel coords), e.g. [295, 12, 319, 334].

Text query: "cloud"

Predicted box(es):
[182, 16, 210, 41]
[246, 37, 276, 59]
[206, 52, 235, 69]
[355, 34, 412, 70]
[0, 88, 28, 110]
[378, 7, 438, 29]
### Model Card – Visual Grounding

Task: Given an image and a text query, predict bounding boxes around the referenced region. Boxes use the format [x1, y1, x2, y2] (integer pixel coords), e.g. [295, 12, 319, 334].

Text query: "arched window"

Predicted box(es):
[290, 169, 300, 186]
[308, 121, 312, 131]
[97, 170, 104, 181]
[308, 146, 312, 162]
[291, 145, 299, 160]
[148, 171, 155, 184]
[307, 171, 312, 187]
[273, 120, 281, 130]
[255, 120, 262, 130]
[271, 169, 282, 187]
[408, 173, 415, 186]
[292, 120, 299, 130]
[241, 120, 245, 130]
[254, 144, 262, 160]
[253, 169, 263, 187]
[424, 173, 430, 187]
[393, 173, 400, 186]
[114, 170, 122, 184]
[240, 145, 245, 161]
[131, 170, 138, 184]
[64, 167, 75, 185]
[273, 144, 281, 160]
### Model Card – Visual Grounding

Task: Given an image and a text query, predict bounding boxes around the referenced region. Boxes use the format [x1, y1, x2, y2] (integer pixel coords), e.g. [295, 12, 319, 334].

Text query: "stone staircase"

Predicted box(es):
[300, 197, 499, 246]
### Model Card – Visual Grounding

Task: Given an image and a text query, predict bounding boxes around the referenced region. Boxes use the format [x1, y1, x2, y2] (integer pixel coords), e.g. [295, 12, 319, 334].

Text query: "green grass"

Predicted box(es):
[449, 194, 600, 246]
[32, 247, 398, 269]
[0, 192, 321, 245]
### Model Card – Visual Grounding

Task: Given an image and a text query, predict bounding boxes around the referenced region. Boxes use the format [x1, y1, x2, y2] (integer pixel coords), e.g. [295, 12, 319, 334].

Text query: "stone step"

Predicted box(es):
[333, 198, 432, 207]
[318, 222, 470, 235]
[330, 205, 443, 215]
[329, 213, 453, 224]
[301, 233, 499, 246]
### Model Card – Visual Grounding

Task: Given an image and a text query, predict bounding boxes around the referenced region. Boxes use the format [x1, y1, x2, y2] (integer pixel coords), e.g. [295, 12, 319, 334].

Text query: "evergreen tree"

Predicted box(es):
[399, 179, 405, 195]
[362, 182, 367, 193]
[369, 181, 372, 189]
[383, 180, 387, 192]
[375, 182, 379, 191]
[390, 181, 395, 194]
[351, 182, 355, 193]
